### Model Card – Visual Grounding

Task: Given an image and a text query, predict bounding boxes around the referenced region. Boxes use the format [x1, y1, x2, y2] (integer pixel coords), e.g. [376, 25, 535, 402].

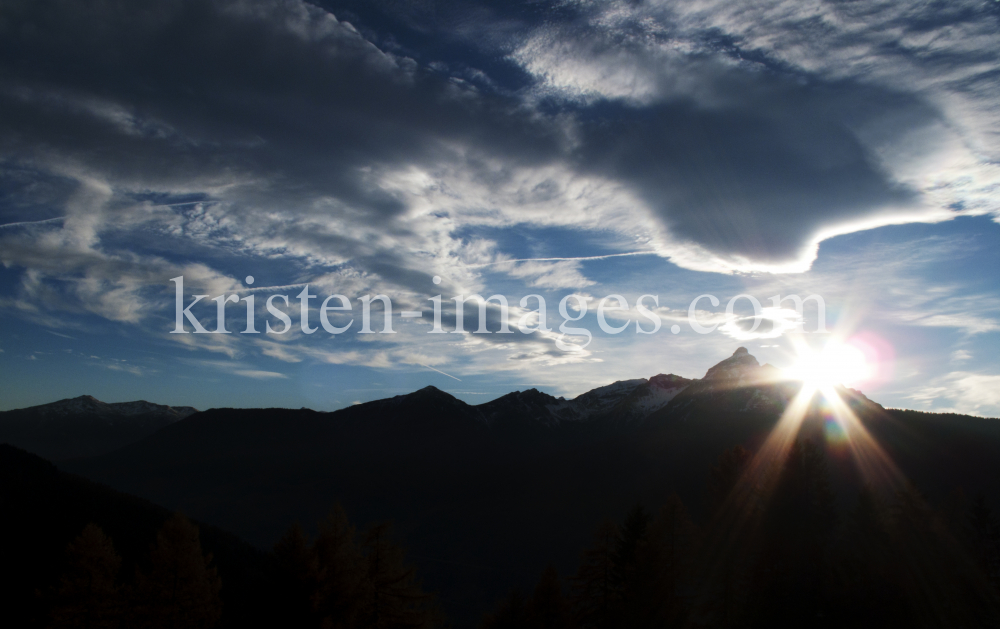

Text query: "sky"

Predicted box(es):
[1, 0, 999, 416]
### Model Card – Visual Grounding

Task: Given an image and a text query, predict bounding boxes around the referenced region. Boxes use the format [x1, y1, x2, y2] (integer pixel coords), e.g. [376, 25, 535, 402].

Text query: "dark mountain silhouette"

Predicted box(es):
[0, 395, 196, 460]
[48, 348, 1000, 626]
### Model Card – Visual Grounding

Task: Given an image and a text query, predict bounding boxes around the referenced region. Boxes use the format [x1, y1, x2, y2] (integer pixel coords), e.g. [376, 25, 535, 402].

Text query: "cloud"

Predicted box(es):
[909, 371, 1000, 417]
[0, 0, 994, 314]
[510, 0, 1000, 270]
[233, 369, 288, 380]
[0, 0, 998, 402]
[951, 350, 973, 363]
[106, 363, 144, 377]
[718, 307, 804, 342]
[181, 357, 286, 380]
[505, 260, 595, 289]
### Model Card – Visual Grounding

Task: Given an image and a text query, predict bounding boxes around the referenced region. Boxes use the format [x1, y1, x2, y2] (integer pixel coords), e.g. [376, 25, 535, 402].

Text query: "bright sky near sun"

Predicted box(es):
[1, 0, 999, 417]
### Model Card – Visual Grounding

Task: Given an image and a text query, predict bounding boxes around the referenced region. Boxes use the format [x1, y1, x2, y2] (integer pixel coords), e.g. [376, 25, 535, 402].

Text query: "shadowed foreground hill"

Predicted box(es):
[0, 444, 273, 628]
[60, 350, 1000, 626]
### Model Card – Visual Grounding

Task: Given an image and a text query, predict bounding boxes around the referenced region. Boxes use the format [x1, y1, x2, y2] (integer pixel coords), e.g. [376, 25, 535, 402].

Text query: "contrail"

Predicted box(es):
[0, 216, 65, 229]
[416, 363, 461, 381]
[235, 283, 309, 294]
[464, 250, 659, 268]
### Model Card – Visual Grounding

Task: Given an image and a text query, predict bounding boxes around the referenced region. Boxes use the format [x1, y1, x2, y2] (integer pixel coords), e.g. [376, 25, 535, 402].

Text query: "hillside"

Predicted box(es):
[0, 444, 274, 628]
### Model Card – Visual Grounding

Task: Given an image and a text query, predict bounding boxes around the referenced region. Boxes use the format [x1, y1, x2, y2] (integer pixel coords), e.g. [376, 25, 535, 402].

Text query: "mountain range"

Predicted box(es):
[0, 395, 197, 460]
[4, 347, 1000, 626]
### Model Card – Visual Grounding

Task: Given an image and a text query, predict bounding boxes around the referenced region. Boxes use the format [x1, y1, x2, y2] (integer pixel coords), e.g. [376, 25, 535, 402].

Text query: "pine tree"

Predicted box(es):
[313, 505, 366, 629]
[358, 522, 440, 629]
[632, 495, 697, 627]
[273, 522, 321, 628]
[131, 513, 222, 629]
[50, 523, 124, 629]
[480, 589, 528, 629]
[611, 503, 650, 627]
[571, 520, 621, 629]
[525, 565, 572, 629]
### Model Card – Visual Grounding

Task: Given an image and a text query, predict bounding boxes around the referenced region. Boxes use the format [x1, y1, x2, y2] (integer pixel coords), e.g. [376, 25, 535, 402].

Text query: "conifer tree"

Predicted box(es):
[480, 590, 528, 629]
[610, 502, 651, 628]
[631, 495, 697, 627]
[50, 523, 124, 629]
[273, 522, 321, 628]
[313, 505, 366, 628]
[131, 513, 222, 629]
[525, 565, 573, 629]
[358, 522, 439, 629]
[571, 520, 621, 629]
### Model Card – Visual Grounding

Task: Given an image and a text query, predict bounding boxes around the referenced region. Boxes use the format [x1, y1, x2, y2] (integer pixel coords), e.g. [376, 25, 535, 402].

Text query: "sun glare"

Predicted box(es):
[785, 341, 873, 388]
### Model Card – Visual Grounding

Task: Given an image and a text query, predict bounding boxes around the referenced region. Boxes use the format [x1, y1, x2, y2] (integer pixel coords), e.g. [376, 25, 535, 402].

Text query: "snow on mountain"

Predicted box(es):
[473, 374, 695, 426]
[11, 395, 197, 421]
[549, 379, 648, 421]
[0, 396, 199, 460]
[107, 400, 198, 418]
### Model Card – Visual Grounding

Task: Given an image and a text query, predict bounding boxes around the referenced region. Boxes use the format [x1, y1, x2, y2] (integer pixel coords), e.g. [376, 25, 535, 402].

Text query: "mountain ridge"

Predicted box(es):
[55, 347, 1000, 627]
[0, 395, 198, 460]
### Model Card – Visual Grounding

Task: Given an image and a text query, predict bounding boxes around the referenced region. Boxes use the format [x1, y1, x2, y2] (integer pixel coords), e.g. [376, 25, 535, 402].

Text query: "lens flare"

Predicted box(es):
[784, 340, 873, 388]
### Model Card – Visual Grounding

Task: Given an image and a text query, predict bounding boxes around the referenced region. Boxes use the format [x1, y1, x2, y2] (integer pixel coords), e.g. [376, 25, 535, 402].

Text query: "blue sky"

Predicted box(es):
[1, 0, 999, 416]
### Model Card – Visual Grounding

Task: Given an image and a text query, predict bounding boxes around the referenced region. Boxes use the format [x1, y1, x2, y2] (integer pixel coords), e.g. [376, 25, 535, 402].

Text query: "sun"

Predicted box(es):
[784, 341, 873, 389]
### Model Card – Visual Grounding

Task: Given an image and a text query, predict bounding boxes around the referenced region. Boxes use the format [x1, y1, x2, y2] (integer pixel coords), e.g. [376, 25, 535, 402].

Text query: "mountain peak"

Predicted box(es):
[704, 347, 761, 381]
[403, 385, 462, 405]
[648, 374, 690, 390]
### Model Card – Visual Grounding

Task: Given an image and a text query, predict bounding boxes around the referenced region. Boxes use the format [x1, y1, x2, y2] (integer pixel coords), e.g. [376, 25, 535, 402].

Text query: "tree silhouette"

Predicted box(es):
[628, 495, 697, 627]
[525, 565, 573, 629]
[131, 513, 222, 629]
[480, 589, 529, 629]
[571, 519, 621, 629]
[358, 522, 440, 629]
[50, 523, 123, 629]
[482, 565, 572, 629]
[610, 503, 650, 628]
[273, 522, 321, 627]
[314, 505, 367, 628]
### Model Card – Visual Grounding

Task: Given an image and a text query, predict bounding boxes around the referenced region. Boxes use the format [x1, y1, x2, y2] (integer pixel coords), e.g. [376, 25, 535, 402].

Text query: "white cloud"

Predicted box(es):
[233, 369, 288, 380]
[505, 260, 595, 289]
[951, 350, 973, 363]
[908, 371, 1000, 417]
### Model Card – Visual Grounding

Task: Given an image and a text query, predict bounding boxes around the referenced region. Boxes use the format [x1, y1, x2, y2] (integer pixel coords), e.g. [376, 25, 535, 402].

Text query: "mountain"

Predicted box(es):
[355, 370, 693, 428]
[0, 395, 197, 460]
[55, 349, 1000, 626]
